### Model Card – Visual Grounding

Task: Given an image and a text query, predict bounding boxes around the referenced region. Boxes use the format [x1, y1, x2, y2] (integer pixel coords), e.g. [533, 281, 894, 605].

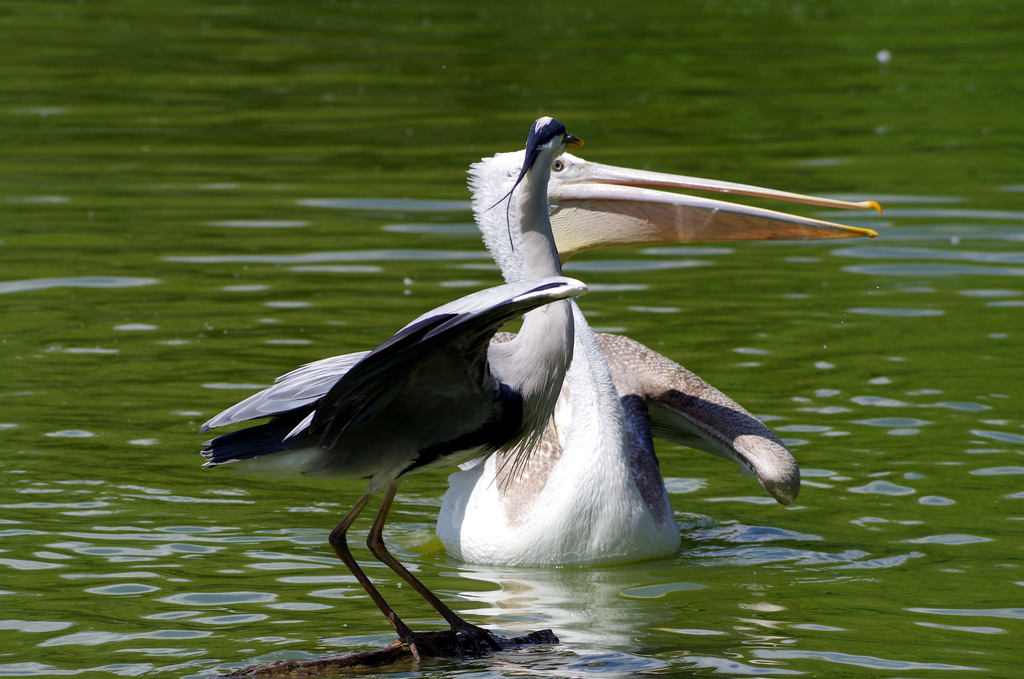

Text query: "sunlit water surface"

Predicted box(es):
[3, 1, 1023, 677]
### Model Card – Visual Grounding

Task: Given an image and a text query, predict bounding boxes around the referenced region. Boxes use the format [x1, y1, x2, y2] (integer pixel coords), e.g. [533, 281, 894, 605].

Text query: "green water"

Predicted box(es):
[2, 1, 1022, 677]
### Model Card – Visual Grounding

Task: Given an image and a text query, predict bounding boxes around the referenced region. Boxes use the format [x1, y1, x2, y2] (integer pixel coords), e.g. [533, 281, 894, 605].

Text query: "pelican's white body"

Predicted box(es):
[438, 304, 680, 566]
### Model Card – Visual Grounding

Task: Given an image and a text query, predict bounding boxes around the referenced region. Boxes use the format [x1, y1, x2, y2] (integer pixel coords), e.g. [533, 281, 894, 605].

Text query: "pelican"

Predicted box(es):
[200, 118, 586, 657]
[436, 149, 880, 566]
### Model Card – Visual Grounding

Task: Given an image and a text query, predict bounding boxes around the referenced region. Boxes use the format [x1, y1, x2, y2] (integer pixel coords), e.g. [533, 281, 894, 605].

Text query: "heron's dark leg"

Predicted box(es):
[328, 489, 427, 661]
[366, 482, 502, 652]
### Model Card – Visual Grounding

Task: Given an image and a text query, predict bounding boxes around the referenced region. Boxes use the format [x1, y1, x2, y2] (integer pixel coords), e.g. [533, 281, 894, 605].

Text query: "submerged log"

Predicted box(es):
[218, 629, 559, 678]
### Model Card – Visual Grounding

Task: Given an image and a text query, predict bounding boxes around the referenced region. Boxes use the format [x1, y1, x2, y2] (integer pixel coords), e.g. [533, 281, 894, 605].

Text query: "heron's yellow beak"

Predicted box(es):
[564, 133, 584, 150]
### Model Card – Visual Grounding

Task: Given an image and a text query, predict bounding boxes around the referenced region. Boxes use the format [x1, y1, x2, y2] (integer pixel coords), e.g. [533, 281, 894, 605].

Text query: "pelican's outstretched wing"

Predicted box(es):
[595, 333, 799, 505]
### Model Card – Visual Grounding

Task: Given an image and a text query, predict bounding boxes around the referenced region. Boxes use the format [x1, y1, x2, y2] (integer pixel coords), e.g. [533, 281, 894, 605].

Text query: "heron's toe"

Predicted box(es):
[451, 621, 502, 652]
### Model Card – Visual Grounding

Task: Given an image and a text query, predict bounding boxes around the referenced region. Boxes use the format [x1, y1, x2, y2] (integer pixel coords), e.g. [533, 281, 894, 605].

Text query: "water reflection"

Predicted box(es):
[448, 564, 684, 649]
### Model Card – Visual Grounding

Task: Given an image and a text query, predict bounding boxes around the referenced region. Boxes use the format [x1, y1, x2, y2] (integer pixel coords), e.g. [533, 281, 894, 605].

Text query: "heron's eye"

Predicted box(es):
[552, 159, 565, 172]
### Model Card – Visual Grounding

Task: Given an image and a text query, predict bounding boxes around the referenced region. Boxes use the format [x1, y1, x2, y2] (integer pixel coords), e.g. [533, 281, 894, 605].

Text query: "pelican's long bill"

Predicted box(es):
[545, 152, 880, 261]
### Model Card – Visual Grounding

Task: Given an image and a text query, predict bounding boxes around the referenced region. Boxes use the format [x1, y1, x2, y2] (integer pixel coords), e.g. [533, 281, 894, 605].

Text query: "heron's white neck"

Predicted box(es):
[485, 153, 574, 464]
[510, 156, 571, 403]
[516, 163, 561, 280]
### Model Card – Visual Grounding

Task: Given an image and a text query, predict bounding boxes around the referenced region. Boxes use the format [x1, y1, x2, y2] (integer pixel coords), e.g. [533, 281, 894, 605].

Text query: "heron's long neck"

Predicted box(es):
[497, 161, 574, 447]
[516, 166, 561, 280]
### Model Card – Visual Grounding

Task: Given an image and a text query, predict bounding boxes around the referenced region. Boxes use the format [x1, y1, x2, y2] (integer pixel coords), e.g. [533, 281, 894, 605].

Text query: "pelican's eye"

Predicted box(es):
[552, 159, 566, 172]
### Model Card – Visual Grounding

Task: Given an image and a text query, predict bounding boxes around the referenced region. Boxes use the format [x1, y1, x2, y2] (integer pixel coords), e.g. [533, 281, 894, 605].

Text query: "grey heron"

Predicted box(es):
[436, 150, 879, 566]
[200, 117, 586, 657]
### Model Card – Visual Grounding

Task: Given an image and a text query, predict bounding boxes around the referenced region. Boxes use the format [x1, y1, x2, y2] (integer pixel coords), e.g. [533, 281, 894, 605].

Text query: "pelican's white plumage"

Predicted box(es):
[437, 150, 878, 567]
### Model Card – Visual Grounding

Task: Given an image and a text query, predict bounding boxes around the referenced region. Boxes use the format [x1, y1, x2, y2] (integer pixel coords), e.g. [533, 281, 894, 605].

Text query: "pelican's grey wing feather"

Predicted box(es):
[595, 333, 799, 505]
[201, 351, 369, 431]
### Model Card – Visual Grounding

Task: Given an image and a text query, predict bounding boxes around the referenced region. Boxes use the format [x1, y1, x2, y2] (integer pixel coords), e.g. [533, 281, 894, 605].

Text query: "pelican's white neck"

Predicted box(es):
[469, 151, 531, 283]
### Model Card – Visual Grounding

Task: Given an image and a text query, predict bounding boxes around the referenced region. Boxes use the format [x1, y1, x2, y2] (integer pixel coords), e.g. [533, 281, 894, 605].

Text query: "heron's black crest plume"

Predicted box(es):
[487, 117, 573, 251]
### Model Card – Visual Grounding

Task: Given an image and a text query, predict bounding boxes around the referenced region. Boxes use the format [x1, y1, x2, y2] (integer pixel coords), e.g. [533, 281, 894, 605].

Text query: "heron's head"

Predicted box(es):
[518, 117, 584, 185]
[490, 117, 583, 212]
[487, 117, 584, 250]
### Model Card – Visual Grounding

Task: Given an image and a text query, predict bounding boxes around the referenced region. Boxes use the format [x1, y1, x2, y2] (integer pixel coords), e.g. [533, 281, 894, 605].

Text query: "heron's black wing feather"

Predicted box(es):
[311, 277, 586, 449]
[201, 406, 315, 467]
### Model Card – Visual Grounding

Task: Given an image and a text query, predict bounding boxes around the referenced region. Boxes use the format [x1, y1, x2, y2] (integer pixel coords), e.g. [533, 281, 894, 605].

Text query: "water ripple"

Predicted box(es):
[754, 648, 983, 672]
[663, 478, 706, 494]
[290, 265, 383, 274]
[848, 307, 944, 317]
[298, 197, 471, 211]
[0, 558, 66, 571]
[0, 620, 74, 633]
[165, 250, 487, 264]
[919, 495, 956, 506]
[915, 621, 1006, 634]
[682, 655, 802, 675]
[84, 583, 162, 595]
[848, 480, 916, 496]
[208, 220, 307, 228]
[382, 223, 478, 235]
[639, 246, 735, 256]
[854, 416, 930, 428]
[834, 245, 1024, 264]
[969, 466, 1024, 476]
[845, 263, 1024, 277]
[711, 524, 822, 543]
[0, 277, 159, 294]
[851, 397, 912, 408]
[833, 552, 926, 570]
[907, 607, 1024, 620]
[870, 207, 1024, 220]
[903, 534, 992, 545]
[621, 582, 708, 598]
[970, 429, 1024, 444]
[565, 259, 709, 272]
[38, 629, 213, 647]
[922, 401, 991, 412]
[158, 591, 278, 606]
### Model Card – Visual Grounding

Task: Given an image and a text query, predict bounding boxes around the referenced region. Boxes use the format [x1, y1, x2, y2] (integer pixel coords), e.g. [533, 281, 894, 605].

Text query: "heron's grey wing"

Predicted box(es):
[201, 351, 370, 431]
[311, 276, 588, 449]
[594, 333, 799, 505]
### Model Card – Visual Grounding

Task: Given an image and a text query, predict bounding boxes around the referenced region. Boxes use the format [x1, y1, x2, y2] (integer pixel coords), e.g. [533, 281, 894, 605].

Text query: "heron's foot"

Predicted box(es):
[398, 629, 444, 662]
[449, 620, 503, 652]
[391, 622, 553, 662]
